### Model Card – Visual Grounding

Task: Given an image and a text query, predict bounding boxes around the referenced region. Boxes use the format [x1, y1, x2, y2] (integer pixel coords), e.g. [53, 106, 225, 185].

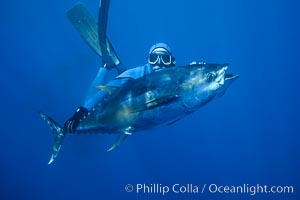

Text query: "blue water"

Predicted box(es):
[1, 0, 299, 199]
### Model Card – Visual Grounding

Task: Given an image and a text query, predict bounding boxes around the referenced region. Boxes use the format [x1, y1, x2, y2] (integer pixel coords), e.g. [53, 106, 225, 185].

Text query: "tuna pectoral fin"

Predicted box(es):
[107, 133, 130, 152]
[39, 112, 65, 165]
[167, 117, 183, 126]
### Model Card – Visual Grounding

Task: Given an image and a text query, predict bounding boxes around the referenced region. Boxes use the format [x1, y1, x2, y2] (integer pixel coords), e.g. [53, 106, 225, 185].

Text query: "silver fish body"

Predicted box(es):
[77, 63, 238, 134]
[40, 62, 239, 164]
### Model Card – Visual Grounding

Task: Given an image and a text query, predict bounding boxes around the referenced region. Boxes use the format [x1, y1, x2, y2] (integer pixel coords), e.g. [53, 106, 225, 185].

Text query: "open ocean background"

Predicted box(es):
[1, 0, 299, 199]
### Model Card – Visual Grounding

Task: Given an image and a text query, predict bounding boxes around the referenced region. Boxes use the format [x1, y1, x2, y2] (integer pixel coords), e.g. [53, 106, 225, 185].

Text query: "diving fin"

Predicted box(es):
[67, 4, 101, 56]
[39, 111, 65, 165]
[107, 132, 131, 152]
[67, 3, 126, 74]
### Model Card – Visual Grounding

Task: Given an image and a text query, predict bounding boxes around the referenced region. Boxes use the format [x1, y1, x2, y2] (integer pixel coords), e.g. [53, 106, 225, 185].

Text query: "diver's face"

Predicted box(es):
[148, 50, 172, 71]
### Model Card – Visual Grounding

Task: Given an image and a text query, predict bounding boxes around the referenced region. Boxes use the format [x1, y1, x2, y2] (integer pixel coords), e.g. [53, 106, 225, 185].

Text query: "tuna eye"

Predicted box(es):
[206, 73, 215, 82]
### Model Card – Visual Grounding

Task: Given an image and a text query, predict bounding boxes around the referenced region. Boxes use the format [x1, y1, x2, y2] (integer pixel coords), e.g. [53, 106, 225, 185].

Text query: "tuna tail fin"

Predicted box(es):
[39, 111, 66, 165]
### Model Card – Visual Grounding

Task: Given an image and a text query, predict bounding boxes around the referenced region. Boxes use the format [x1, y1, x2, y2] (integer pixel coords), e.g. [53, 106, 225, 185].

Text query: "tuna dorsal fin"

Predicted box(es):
[95, 85, 118, 94]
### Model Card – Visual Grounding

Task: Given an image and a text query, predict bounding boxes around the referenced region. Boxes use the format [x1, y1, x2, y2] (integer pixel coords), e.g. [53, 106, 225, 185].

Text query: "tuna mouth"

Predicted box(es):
[225, 74, 239, 81]
[206, 63, 239, 86]
[216, 66, 239, 86]
[223, 73, 239, 88]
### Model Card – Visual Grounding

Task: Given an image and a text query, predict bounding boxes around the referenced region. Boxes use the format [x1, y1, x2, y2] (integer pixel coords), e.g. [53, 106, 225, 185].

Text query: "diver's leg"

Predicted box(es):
[97, 0, 126, 73]
[83, 0, 122, 108]
[64, 1, 125, 133]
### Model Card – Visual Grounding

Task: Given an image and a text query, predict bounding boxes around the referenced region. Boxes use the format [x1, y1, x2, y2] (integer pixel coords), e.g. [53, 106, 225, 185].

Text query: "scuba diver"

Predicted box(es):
[64, 1, 176, 133]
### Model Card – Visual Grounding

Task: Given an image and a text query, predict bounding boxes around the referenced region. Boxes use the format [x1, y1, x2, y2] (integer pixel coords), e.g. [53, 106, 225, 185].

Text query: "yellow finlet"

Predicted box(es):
[95, 85, 117, 94]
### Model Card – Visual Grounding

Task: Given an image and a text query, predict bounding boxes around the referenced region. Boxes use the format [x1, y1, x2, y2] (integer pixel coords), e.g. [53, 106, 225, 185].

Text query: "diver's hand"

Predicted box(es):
[63, 106, 89, 133]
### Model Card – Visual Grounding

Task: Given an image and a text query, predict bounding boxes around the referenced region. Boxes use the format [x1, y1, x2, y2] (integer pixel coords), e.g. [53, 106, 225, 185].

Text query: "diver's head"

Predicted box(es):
[148, 43, 176, 71]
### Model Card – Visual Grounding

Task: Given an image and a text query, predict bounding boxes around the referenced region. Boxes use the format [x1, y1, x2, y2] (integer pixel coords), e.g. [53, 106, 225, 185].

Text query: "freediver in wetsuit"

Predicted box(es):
[64, 0, 177, 133]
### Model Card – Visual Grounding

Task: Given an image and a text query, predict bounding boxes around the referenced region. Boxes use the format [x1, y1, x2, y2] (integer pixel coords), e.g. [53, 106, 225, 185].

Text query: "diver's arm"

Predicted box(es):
[64, 106, 89, 133]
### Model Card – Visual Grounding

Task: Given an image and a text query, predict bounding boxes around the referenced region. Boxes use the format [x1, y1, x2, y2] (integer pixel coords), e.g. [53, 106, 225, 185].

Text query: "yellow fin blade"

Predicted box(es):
[95, 85, 117, 94]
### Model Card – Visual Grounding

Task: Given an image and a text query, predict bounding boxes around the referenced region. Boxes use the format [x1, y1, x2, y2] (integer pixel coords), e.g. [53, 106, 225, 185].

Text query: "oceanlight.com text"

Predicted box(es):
[207, 183, 294, 195]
